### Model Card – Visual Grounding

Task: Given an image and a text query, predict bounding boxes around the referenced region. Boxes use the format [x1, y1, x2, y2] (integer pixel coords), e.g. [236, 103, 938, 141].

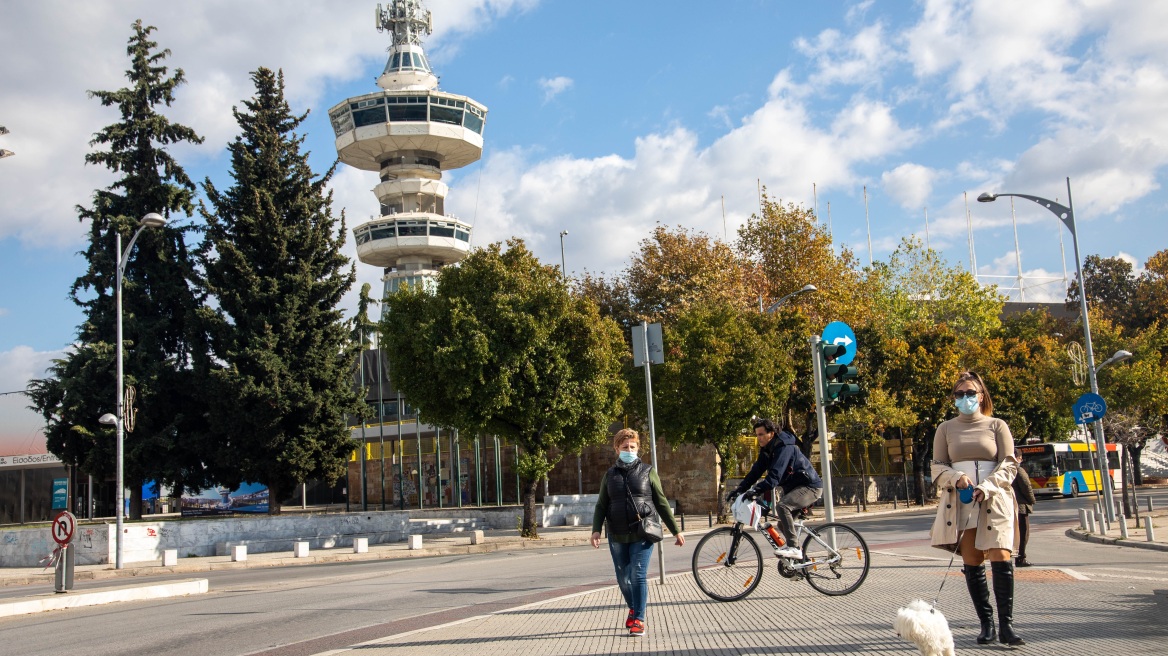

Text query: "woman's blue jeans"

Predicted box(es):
[608, 539, 655, 620]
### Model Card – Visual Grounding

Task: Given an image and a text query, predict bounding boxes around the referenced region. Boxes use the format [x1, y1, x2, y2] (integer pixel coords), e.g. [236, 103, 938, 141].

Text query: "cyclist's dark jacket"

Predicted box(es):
[735, 430, 823, 496]
[591, 459, 680, 543]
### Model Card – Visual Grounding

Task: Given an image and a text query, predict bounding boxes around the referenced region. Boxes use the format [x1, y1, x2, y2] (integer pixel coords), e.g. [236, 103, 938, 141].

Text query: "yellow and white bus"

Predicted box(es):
[1016, 441, 1121, 498]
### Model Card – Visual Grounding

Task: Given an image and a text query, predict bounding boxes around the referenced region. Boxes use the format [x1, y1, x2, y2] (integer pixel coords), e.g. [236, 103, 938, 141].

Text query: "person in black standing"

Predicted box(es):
[1012, 451, 1037, 567]
[728, 418, 823, 559]
[591, 428, 684, 637]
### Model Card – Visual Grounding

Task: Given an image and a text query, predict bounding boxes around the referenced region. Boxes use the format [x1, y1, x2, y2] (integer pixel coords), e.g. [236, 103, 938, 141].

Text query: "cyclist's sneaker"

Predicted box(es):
[625, 608, 635, 628]
[775, 546, 803, 559]
[629, 619, 645, 637]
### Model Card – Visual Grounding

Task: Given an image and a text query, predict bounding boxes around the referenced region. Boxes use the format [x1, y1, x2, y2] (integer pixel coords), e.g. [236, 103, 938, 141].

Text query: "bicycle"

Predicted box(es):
[691, 498, 870, 601]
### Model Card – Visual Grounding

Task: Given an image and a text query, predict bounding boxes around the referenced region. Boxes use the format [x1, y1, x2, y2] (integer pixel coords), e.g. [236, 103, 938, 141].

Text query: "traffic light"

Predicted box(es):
[820, 342, 859, 405]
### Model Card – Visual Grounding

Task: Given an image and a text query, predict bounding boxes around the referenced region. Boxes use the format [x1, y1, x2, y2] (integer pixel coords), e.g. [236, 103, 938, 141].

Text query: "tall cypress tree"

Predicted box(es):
[28, 21, 208, 516]
[198, 68, 361, 513]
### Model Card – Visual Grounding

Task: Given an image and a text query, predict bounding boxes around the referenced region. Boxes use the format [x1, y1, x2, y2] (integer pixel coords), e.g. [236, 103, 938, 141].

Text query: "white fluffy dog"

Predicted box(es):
[894, 600, 955, 656]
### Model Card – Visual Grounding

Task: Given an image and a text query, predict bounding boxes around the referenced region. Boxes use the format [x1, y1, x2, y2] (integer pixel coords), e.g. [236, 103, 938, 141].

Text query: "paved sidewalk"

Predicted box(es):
[308, 548, 1168, 655]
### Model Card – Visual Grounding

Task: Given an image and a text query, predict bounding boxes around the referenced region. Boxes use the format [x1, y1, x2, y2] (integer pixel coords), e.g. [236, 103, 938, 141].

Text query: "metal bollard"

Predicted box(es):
[893, 495, 898, 510]
[680, 514, 686, 532]
[1149, 497, 1155, 513]
[1146, 516, 1157, 542]
[1119, 515, 1129, 539]
[1078, 508, 1089, 530]
[1086, 511, 1096, 533]
[1096, 510, 1108, 535]
[708, 512, 713, 528]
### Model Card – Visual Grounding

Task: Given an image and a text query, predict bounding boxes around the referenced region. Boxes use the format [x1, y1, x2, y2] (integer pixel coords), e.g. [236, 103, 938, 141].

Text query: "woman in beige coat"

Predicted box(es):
[930, 371, 1024, 647]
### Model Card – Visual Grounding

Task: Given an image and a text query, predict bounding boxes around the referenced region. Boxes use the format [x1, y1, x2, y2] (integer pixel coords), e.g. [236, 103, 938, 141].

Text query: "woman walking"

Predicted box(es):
[591, 428, 684, 637]
[1012, 452, 1036, 567]
[930, 371, 1025, 646]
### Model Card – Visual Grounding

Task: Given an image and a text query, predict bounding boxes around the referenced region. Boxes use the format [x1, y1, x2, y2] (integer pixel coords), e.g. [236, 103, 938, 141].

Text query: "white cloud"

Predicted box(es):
[881, 163, 938, 209]
[0, 0, 543, 248]
[0, 346, 63, 455]
[538, 76, 574, 103]
[795, 23, 894, 88]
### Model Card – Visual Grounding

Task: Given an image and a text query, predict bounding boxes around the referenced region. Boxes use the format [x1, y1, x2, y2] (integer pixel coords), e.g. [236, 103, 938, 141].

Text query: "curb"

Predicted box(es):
[1064, 527, 1168, 553]
[0, 578, 208, 617]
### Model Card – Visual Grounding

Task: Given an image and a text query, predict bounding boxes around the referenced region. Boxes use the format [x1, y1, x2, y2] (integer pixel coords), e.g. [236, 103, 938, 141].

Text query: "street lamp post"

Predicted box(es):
[558, 230, 569, 282]
[110, 212, 167, 569]
[978, 179, 1118, 521]
[559, 229, 582, 494]
[764, 284, 817, 314]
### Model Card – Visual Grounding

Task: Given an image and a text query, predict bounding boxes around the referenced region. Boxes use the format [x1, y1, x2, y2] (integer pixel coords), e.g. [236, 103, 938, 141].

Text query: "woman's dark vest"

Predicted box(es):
[606, 461, 654, 533]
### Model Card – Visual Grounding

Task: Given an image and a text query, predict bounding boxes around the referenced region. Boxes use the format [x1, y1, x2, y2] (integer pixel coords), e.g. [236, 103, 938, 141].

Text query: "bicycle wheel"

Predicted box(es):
[691, 526, 764, 601]
[801, 522, 870, 596]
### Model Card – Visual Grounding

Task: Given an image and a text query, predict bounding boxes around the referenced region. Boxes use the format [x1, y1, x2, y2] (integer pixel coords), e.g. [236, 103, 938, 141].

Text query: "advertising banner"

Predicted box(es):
[180, 483, 269, 516]
[52, 477, 68, 509]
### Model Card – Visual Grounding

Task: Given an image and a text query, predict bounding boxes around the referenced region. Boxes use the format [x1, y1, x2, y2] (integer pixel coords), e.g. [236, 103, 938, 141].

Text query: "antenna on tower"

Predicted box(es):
[376, 0, 432, 46]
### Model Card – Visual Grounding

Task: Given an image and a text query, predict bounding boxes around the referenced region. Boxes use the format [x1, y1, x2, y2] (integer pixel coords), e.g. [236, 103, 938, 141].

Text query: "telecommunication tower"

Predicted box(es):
[329, 0, 487, 302]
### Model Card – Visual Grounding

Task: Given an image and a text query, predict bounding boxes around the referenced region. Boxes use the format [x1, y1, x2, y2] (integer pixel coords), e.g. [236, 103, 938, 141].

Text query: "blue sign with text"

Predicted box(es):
[1073, 392, 1107, 425]
[52, 478, 68, 509]
[821, 321, 857, 365]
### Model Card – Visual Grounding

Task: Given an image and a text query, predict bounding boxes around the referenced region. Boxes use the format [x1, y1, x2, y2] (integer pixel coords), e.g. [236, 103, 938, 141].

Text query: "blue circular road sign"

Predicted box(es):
[821, 321, 857, 365]
[1072, 392, 1107, 425]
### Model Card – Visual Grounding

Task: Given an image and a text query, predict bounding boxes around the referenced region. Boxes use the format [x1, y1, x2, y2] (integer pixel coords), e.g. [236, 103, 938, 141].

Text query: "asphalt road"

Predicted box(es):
[2, 488, 1165, 656]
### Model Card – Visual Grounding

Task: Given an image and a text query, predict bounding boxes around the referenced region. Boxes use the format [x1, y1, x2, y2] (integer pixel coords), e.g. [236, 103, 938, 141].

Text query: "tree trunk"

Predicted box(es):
[860, 443, 869, 511]
[520, 478, 540, 538]
[799, 412, 816, 458]
[130, 484, 143, 520]
[268, 482, 283, 515]
[912, 428, 929, 506]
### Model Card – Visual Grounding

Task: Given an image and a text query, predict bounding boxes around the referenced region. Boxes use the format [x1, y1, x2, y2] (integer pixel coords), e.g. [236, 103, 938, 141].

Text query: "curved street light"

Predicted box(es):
[558, 230, 568, 282]
[112, 212, 167, 569]
[978, 179, 1119, 521]
[764, 284, 817, 314]
[1095, 349, 1133, 375]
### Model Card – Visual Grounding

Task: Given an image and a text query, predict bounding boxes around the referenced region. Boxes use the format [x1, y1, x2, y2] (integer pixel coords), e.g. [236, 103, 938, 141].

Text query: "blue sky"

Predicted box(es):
[2, 0, 1166, 454]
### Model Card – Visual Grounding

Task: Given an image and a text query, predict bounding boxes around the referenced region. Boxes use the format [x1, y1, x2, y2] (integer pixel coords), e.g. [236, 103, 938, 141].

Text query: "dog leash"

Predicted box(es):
[931, 488, 986, 610]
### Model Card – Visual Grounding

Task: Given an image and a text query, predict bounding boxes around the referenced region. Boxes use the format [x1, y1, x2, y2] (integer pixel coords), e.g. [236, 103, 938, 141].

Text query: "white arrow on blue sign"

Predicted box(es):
[821, 321, 857, 365]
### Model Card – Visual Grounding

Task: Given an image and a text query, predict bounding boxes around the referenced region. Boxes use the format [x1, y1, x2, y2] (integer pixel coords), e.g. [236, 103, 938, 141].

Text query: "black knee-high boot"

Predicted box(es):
[962, 564, 996, 644]
[990, 560, 1025, 646]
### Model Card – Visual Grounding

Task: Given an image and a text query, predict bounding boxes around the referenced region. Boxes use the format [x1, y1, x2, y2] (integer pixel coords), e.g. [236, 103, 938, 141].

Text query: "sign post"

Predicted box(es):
[51, 510, 76, 593]
[1073, 392, 1110, 502]
[632, 321, 666, 584]
[810, 321, 859, 525]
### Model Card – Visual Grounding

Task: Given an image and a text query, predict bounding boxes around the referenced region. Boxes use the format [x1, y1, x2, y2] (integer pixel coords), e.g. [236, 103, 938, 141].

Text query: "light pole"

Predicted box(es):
[558, 230, 569, 281]
[978, 179, 1118, 521]
[110, 212, 167, 568]
[559, 229, 582, 494]
[764, 284, 817, 314]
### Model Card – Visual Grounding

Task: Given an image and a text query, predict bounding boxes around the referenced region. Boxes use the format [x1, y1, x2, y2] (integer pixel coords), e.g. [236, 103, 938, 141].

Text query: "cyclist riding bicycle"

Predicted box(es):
[728, 418, 823, 559]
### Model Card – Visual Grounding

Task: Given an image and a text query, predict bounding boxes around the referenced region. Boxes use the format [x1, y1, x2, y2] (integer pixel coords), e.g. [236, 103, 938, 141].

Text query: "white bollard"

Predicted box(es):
[407, 534, 423, 550]
[231, 545, 248, 562]
[1095, 510, 1108, 535]
[469, 530, 485, 545]
[294, 541, 310, 558]
[1146, 516, 1157, 542]
[162, 549, 178, 567]
[1078, 509, 1089, 530]
[353, 537, 369, 554]
[1086, 511, 1096, 533]
[1119, 515, 1130, 539]
[1149, 497, 1155, 513]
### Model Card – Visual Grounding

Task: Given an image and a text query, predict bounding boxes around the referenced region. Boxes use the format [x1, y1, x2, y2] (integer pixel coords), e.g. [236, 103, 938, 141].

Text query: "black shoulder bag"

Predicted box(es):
[623, 472, 664, 543]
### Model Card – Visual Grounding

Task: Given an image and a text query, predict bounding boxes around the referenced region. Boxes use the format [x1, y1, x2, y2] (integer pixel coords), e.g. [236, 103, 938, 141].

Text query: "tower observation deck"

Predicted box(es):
[330, 0, 486, 298]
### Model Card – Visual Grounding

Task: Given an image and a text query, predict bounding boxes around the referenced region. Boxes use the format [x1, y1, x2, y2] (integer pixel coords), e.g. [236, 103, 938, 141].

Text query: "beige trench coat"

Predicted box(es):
[930, 455, 1020, 552]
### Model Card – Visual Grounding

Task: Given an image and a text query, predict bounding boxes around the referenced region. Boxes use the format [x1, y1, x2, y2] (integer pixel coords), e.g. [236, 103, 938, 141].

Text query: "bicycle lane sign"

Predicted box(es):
[1073, 392, 1107, 425]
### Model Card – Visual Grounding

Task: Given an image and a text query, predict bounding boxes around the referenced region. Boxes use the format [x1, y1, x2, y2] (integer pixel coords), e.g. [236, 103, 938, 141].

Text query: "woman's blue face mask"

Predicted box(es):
[618, 451, 638, 463]
[954, 394, 980, 415]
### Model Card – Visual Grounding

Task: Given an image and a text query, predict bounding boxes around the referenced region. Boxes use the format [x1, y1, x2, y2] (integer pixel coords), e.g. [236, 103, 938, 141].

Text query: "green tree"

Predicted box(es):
[27, 21, 208, 514]
[1066, 255, 1138, 329]
[381, 239, 628, 536]
[650, 303, 796, 517]
[835, 385, 918, 510]
[197, 68, 361, 513]
[1133, 250, 1168, 331]
[736, 195, 868, 444]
